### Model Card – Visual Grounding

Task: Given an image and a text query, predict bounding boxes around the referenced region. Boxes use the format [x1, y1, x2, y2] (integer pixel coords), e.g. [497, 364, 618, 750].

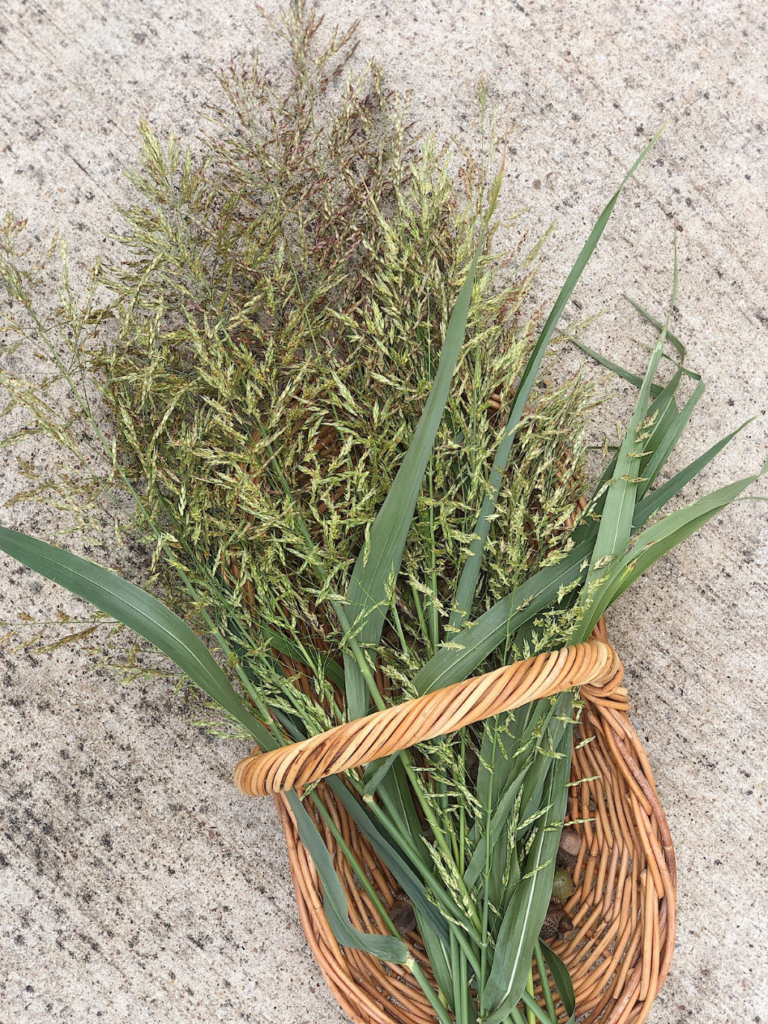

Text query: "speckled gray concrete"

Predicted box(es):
[1, 2, 767, 1022]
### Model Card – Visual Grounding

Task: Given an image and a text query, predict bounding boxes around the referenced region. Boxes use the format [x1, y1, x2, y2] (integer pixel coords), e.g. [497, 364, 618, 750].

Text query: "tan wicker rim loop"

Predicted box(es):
[234, 637, 623, 797]
[235, 616, 677, 1024]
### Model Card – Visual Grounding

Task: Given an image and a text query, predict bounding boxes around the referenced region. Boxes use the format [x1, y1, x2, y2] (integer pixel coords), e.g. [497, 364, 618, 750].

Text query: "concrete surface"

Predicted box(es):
[1, 2, 767, 1022]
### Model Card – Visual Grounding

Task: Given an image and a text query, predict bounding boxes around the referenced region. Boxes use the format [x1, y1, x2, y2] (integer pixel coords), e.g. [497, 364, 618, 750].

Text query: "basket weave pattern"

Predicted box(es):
[236, 616, 676, 1024]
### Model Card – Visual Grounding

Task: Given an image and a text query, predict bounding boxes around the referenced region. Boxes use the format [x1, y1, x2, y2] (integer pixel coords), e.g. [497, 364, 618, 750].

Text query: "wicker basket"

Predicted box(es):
[235, 614, 676, 1024]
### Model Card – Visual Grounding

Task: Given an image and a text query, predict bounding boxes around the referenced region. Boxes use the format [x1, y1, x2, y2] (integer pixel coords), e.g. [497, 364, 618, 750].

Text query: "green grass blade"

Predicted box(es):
[577, 241, 679, 626]
[482, 727, 571, 1023]
[343, 244, 483, 720]
[633, 418, 755, 526]
[473, 696, 563, 869]
[638, 378, 705, 498]
[0, 526, 273, 746]
[474, 701, 537, 829]
[413, 538, 593, 696]
[539, 943, 576, 1024]
[464, 767, 530, 890]
[582, 398, 750, 551]
[534, 942, 558, 1024]
[449, 129, 664, 636]
[578, 457, 768, 636]
[572, 360, 687, 542]
[519, 990, 559, 1024]
[572, 338, 664, 397]
[575, 303, 700, 392]
[417, 925, 455, 1013]
[618, 457, 768, 595]
[582, 333, 665, 583]
[378, 758, 427, 848]
[363, 752, 401, 796]
[514, 713, 569, 843]
[285, 791, 409, 964]
[636, 366, 684, 474]
[262, 624, 345, 690]
[325, 777, 450, 943]
[624, 293, 691, 366]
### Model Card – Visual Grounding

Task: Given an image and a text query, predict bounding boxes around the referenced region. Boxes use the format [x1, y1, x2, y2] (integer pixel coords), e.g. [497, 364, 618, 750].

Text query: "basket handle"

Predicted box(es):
[234, 635, 623, 797]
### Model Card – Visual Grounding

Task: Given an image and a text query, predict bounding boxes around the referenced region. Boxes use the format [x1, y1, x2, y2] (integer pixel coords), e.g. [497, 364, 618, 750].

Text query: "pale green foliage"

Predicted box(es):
[90, 10, 592, 741]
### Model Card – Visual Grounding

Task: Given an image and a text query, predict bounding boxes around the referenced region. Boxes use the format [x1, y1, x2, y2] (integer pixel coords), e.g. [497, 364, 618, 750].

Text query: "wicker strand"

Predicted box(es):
[235, 637, 624, 797]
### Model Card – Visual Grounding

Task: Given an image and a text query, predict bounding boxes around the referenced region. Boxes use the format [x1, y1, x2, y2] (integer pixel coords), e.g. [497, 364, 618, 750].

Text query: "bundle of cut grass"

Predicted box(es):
[0, 4, 765, 1024]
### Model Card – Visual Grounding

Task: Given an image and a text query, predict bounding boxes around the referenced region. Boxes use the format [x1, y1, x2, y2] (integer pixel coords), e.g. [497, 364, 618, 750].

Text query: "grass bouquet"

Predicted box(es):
[0, 4, 765, 1024]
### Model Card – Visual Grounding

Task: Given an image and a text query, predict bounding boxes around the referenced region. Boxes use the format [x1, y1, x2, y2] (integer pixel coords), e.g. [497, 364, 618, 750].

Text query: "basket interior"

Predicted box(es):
[274, 672, 676, 1024]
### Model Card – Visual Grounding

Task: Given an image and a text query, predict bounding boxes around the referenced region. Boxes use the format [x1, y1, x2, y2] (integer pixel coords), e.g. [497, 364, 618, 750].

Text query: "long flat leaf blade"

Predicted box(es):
[343, 245, 483, 719]
[413, 538, 593, 696]
[580, 457, 768, 635]
[572, 338, 663, 396]
[624, 293, 690, 363]
[539, 942, 577, 1024]
[464, 767, 530, 890]
[326, 777, 450, 943]
[569, 369, 682, 547]
[622, 459, 768, 589]
[285, 791, 409, 963]
[577, 239, 682, 630]
[416, 923, 455, 1012]
[0, 526, 271, 745]
[638, 378, 705, 498]
[633, 418, 755, 526]
[449, 128, 665, 635]
[582, 327, 667, 590]
[482, 725, 572, 1023]
[262, 624, 345, 689]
